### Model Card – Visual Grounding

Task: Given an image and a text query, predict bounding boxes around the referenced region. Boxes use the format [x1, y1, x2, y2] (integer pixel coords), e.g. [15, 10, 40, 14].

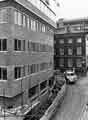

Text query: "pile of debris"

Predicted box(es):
[24, 79, 66, 120]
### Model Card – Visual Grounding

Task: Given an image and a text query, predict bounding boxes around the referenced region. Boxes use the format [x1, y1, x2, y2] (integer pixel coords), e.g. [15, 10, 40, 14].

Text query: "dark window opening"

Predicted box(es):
[3, 39, 7, 51]
[40, 80, 47, 91]
[28, 85, 38, 98]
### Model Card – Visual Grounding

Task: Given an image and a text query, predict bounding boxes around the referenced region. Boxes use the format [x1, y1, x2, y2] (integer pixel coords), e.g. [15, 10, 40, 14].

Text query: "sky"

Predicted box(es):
[56, 0, 88, 20]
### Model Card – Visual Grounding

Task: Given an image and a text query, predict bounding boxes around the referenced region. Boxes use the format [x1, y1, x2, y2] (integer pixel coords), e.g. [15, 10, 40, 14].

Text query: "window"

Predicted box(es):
[31, 42, 33, 51]
[68, 48, 73, 55]
[18, 40, 21, 50]
[23, 14, 26, 27]
[59, 39, 64, 44]
[31, 19, 36, 31]
[40, 63, 48, 71]
[76, 59, 82, 67]
[23, 40, 25, 51]
[0, 39, 7, 51]
[59, 59, 64, 67]
[39, 22, 42, 32]
[14, 67, 21, 79]
[77, 47, 82, 55]
[30, 64, 36, 74]
[68, 39, 73, 43]
[28, 85, 38, 98]
[36, 21, 39, 32]
[28, 41, 30, 51]
[14, 10, 27, 27]
[32, 42, 36, 51]
[42, 24, 45, 32]
[28, 40, 32, 51]
[36, 43, 39, 52]
[31, 42, 40, 52]
[27, 17, 30, 29]
[72, 25, 81, 31]
[68, 59, 73, 67]
[22, 65, 25, 76]
[49, 79, 54, 87]
[36, 64, 39, 72]
[14, 39, 21, 51]
[14, 10, 18, 24]
[14, 39, 17, 50]
[59, 48, 64, 55]
[77, 38, 82, 43]
[0, 67, 7, 80]
[28, 65, 30, 74]
[40, 80, 47, 91]
[0, 8, 8, 23]
[18, 12, 22, 26]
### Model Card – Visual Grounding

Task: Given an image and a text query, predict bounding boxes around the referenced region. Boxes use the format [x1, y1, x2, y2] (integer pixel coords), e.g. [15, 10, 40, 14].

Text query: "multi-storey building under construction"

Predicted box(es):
[0, 0, 57, 116]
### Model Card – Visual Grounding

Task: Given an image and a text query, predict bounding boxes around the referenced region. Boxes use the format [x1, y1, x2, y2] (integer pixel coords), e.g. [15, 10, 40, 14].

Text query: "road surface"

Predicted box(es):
[51, 75, 88, 120]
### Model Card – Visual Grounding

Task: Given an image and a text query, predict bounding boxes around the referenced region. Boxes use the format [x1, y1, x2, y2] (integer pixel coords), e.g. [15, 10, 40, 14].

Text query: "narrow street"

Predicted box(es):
[50, 75, 88, 120]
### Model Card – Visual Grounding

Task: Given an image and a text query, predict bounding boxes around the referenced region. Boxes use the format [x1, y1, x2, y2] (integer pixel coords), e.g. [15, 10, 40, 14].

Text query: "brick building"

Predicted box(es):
[54, 18, 88, 74]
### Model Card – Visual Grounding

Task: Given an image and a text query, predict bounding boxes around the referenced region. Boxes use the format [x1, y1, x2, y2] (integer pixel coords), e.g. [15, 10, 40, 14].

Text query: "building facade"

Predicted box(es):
[0, 0, 57, 113]
[54, 18, 88, 74]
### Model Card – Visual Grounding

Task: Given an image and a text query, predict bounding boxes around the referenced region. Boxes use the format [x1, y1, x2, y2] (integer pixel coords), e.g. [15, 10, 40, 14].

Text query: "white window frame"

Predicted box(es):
[14, 39, 22, 51]
[18, 12, 22, 26]
[14, 10, 18, 24]
[23, 14, 26, 27]
[27, 16, 30, 29]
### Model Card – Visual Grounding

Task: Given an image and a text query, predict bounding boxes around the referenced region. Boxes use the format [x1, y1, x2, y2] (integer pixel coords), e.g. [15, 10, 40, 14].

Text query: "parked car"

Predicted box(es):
[64, 70, 77, 84]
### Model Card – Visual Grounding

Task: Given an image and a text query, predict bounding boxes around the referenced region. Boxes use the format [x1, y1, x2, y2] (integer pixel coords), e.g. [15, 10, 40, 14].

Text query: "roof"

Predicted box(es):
[14, 0, 56, 28]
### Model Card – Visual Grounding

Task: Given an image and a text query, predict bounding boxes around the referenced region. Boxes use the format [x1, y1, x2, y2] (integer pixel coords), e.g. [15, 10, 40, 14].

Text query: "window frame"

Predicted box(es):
[0, 67, 7, 80]
[76, 46, 82, 55]
[0, 39, 7, 51]
[28, 85, 38, 98]
[14, 66, 22, 79]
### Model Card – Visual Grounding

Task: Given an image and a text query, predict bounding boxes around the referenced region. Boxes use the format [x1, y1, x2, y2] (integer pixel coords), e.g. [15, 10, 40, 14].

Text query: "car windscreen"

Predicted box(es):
[67, 73, 74, 76]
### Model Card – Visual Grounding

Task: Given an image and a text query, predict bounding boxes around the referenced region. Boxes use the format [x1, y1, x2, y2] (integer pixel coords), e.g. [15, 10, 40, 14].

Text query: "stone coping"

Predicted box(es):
[40, 83, 67, 120]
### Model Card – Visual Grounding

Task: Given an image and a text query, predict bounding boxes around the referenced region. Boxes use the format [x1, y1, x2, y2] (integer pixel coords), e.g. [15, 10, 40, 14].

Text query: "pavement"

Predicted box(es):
[78, 74, 88, 120]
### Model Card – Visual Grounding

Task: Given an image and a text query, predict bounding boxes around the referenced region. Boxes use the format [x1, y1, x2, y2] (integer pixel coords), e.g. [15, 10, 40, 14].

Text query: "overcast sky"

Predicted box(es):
[56, 0, 88, 20]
